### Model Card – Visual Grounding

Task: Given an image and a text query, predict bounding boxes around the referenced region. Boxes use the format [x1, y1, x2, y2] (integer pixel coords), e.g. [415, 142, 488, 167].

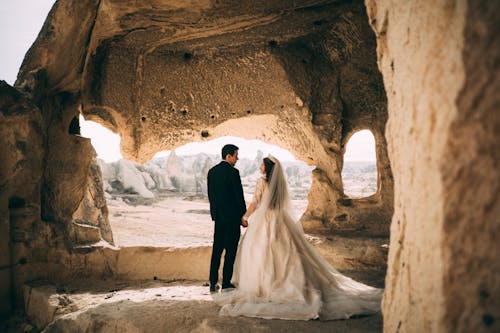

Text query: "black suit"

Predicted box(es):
[207, 161, 246, 287]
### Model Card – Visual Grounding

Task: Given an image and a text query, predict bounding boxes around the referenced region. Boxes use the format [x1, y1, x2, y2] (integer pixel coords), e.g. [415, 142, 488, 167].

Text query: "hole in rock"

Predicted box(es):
[80, 120, 313, 249]
[8, 197, 26, 209]
[268, 40, 278, 48]
[341, 129, 378, 198]
[79, 115, 122, 163]
[313, 19, 328, 26]
[68, 116, 80, 135]
[113, 138, 312, 247]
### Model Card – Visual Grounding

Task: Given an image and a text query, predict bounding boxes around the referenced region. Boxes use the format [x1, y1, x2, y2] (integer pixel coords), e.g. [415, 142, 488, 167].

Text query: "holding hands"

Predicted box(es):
[241, 216, 249, 228]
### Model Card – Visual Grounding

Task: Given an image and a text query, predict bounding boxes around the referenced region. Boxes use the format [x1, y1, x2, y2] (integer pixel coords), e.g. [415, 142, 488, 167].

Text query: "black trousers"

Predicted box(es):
[209, 223, 240, 286]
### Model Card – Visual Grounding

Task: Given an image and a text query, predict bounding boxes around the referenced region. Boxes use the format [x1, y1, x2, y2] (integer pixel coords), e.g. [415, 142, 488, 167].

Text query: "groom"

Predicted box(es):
[207, 144, 247, 292]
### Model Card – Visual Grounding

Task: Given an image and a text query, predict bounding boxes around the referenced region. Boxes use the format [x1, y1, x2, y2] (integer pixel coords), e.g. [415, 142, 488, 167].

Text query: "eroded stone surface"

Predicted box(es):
[26, 280, 383, 333]
[366, 0, 500, 332]
[15, 0, 393, 237]
[441, 2, 500, 332]
[2, 0, 393, 322]
[3, 0, 498, 331]
[0, 79, 113, 316]
[0, 81, 44, 314]
[72, 156, 113, 244]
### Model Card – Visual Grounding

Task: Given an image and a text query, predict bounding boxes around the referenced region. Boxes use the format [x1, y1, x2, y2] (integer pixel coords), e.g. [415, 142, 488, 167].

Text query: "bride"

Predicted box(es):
[213, 155, 383, 321]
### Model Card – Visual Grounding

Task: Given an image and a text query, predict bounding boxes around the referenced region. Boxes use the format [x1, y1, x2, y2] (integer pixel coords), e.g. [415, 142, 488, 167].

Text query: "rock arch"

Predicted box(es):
[1, 0, 497, 331]
[1, 0, 394, 318]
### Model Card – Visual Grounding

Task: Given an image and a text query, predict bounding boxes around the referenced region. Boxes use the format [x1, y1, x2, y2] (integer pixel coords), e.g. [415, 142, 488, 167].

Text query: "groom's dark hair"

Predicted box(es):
[222, 144, 239, 159]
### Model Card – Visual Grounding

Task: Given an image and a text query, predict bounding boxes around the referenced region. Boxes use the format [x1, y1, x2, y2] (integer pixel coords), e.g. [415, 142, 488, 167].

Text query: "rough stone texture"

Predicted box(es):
[366, 0, 499, 332]
[441, 2, 500, 332]
[72, 157, 113, 244]
[0, 78, 114, 316]
[16, 0, 393, 237]
[1, 0, 395, 321]
[70, 222, 103, 245]
[1, 0, 497, 332]
[10, 237, 385, 286]
[0, 81, 44, 316]
[24, 281, 382, 333]
[23, 284, 58, 329]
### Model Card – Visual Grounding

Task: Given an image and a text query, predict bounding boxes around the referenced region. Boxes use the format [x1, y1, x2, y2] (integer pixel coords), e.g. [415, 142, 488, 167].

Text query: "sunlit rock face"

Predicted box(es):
[367, 0, 499, 332]
[72, 156, 114, 244]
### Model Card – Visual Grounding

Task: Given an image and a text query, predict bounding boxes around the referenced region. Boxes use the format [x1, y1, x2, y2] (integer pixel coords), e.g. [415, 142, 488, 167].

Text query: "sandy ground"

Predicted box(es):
[108, 195, 308, 248]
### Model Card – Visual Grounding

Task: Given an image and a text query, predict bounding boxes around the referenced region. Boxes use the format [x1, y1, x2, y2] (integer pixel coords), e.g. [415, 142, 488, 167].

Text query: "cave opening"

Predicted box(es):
[3, 0, 496, 330]
[79, 115, 315, 247]
[341, 129, 378, 199]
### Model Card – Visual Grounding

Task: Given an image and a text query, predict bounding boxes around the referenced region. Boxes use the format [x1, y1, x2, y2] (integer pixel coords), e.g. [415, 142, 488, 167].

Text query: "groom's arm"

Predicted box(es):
[232, 169, 247, 217]
[207, 169, 216, 221]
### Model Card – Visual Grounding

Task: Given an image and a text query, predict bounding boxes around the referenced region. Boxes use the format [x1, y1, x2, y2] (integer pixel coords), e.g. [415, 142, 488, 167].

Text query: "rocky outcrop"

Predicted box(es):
[0, 81, 44, 315]
[24, 281, 382, 333]
[2, 0, 498, 331]
[16, 0, 393, 237]
[72, 157, 113, 244]
[0, 78, 115, 316]
[441, 2, 500, 332]
[367, 0, 499, 332]
[3, 0, 391, 320]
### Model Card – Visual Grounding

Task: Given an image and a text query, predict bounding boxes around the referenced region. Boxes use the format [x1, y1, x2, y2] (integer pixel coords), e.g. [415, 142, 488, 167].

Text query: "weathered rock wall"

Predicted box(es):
[0, 81, 44, 316]
[367, 0, 499, 332]
[17, 0, 101, 91]
[0, 78, 114, 316]
[3, 0, 394, 317]
[72, 156, 113, 244]
[15, 0, 393, 237]
[441, 2, 500, 331]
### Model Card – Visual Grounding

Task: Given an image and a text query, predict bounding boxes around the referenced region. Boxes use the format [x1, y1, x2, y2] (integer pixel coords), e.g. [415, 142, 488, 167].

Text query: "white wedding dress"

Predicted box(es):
[214, 157, 383, 321]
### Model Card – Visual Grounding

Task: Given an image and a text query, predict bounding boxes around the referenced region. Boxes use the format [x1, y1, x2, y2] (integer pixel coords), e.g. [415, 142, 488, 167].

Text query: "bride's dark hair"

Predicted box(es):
[263, 157, 276, 182]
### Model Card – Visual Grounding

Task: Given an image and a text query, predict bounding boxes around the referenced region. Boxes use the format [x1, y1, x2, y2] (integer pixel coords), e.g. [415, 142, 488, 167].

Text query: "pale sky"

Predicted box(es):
[79, 115, 376, 163]
[1, 1, 376, 164]
[79, 115, 299, 163]
[0, 0, 56, 84]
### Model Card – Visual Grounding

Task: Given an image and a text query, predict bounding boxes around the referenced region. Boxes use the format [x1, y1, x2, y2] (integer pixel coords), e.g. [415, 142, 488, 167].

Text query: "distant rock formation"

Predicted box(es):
[95, 151, 338, 203]
[99, 152, 260, 199]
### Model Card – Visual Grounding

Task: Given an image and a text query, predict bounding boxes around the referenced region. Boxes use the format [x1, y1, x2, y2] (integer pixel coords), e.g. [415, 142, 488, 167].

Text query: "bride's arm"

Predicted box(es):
[243, 178, 265, 220]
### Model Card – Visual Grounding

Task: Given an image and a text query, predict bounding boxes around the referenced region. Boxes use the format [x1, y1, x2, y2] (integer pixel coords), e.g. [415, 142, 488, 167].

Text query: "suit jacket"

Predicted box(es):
[207, 161, 246, 227]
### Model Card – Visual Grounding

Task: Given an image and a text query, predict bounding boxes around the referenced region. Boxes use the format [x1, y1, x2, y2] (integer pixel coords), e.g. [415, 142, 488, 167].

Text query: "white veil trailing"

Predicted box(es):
[262, 155, 290, 211]
[259, 155, 302, 227]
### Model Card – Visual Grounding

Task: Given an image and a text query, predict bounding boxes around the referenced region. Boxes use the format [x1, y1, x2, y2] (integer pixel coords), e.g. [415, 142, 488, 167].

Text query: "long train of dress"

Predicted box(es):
[213, 178, 383, 321]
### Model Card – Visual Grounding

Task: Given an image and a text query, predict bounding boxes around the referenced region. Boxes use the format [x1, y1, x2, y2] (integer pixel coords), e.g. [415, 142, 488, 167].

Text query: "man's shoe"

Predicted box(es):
[221, 283, 236, 290]
[209, 283, 219, 293]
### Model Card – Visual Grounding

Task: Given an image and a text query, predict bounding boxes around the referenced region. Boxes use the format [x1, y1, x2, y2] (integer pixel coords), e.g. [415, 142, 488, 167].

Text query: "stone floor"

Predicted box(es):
[17, 279, 382, 333]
